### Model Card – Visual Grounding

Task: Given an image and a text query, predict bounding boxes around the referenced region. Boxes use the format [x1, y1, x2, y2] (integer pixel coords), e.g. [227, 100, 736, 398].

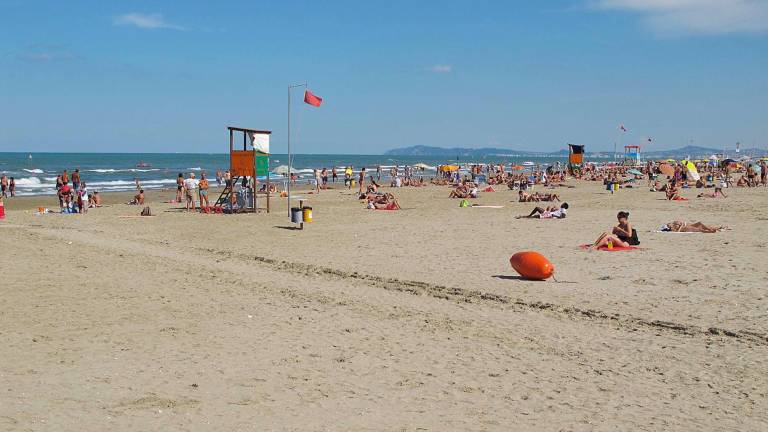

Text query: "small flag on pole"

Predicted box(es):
[619, 124, 627, 132]
[647, 137, 652, 143]
[304, 90, 323, 107]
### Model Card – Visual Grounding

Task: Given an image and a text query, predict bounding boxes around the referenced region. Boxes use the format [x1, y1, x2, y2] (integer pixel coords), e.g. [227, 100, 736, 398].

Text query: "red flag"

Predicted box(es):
[304, 90, 322, 107]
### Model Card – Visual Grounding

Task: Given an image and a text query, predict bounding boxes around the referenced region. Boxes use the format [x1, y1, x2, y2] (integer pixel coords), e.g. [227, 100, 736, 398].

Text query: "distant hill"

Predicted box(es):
[383, 145, 532, 157]
[642, 146, 719, 158]
[384, 145, 766, 159]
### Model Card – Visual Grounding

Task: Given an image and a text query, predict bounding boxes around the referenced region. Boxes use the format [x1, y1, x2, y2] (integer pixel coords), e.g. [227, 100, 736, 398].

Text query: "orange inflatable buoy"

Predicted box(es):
[509, 251, 554, 280]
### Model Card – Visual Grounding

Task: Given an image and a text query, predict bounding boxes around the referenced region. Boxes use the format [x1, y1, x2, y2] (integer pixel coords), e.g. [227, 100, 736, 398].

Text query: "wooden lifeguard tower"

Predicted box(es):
[213, 126, 272, 213]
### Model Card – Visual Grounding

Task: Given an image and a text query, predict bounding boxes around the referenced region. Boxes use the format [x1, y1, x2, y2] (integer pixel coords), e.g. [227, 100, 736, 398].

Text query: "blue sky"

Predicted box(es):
[1, 0, 766, 154]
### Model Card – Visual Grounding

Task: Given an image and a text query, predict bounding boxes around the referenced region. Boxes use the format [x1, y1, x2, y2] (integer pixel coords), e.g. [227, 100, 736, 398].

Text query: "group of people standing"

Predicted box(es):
[175, 172, 212, 211]
[54, 169, 101, 213]
[0, 174, 16, 198]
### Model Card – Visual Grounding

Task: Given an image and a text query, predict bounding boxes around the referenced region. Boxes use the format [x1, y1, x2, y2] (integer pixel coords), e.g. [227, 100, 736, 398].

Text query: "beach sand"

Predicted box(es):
[1, 181, 767, 430]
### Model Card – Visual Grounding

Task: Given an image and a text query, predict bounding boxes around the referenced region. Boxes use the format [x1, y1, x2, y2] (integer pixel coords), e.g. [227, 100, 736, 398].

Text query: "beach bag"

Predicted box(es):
[629, 228, 640, 246]
[459, 199, 469, 208]
[141, 206, 153, 216]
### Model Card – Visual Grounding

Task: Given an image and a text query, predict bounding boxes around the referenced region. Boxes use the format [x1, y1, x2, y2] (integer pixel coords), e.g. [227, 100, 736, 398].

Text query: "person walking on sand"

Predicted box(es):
[9, 177, 15, 197]
[358, 167, 366, 194]
[344, 166, 353, 188]
[0, 174, 7, 198]
[332, 167, 338, 183]
[72, 169, 81, 192]
[215, 169, 222, 187]
[199, 172, 210, 208]
[175, 173, 184, 203]
[314, 169, 322, 194]
[183, 172, 198, 211]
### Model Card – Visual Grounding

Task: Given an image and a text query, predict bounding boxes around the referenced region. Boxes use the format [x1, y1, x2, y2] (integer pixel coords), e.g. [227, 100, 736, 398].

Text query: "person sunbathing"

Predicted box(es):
[649, 181, 667, 192]
[449, 185, 469, 198]
[661, 221, 727, 233]
[612, 211, 639, 245]
[516, 202, 568, 219]
[518, 191, 537, 202]
[666, 182, 681, 200]
[89, 191, 102, 207]
[366, 193, 400, 210]
[534, 192, 560, 202]
[697, 186, 727, 198]
[128, 189, 145, 205]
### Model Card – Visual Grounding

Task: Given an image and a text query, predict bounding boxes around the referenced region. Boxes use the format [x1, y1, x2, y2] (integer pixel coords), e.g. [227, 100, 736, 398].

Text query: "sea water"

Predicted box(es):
[0, 152, 567, 196]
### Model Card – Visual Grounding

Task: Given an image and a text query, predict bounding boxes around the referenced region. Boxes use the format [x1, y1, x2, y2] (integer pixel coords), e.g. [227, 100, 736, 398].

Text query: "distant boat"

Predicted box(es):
[136, 161, 152, 168]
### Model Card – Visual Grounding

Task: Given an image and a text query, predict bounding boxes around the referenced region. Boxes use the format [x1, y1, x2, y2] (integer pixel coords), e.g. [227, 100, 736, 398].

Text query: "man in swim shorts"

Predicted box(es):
[183, 173, 198, 211]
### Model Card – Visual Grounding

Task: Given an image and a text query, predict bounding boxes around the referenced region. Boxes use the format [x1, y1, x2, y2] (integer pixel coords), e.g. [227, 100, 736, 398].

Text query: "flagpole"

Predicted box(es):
[287, 82, 307, 218]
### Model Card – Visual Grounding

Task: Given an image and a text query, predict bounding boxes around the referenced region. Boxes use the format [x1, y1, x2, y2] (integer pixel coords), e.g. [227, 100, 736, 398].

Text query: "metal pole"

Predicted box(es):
[287, 83, 307, 219]
[287, 85, 291, 217]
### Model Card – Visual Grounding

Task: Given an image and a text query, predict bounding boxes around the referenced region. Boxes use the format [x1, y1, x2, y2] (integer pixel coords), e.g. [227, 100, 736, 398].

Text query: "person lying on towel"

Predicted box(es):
[515, 202, 568, 219]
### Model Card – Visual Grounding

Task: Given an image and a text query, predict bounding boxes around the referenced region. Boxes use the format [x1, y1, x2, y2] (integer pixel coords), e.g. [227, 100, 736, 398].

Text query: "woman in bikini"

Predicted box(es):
[662, 221, 727, 233]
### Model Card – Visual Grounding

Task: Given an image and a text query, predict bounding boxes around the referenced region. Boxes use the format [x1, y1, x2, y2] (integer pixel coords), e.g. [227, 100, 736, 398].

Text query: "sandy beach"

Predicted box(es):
[1, 180, 766, 431]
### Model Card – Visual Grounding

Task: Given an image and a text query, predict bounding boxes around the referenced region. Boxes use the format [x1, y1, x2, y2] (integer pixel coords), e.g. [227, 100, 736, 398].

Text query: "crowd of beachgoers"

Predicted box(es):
[4, 158, 765, 243]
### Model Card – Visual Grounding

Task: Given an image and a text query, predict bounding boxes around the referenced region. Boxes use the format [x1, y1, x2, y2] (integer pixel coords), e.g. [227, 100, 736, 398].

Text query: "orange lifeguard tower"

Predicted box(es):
[214, 126, 272, 213]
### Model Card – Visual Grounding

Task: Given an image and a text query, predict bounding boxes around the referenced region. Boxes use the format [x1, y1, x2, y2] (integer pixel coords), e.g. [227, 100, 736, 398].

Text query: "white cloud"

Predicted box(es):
[114, 13, 185, 30]
[16, 44, 79, 62]
[427, 64, 452, 73]
[592, 0, 768, 35]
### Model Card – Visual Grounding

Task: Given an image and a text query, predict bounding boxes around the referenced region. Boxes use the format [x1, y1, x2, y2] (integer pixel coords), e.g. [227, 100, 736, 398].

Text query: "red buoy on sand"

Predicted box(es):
[509, 251, 554, 280]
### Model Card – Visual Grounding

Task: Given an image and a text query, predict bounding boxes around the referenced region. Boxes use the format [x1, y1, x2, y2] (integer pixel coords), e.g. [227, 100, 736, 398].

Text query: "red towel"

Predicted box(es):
[483, 186, 495, 192]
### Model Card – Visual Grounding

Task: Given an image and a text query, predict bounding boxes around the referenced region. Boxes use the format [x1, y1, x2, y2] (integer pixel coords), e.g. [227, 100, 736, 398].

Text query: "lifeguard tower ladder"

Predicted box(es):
[213, 126, 272, 213]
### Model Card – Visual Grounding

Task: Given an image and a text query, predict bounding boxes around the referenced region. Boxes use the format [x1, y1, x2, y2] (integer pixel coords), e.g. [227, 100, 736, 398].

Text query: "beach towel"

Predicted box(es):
[471, 205, 504, 209]
[672, 196, 688, 201]
[483, 186, 495, 192]
[579, 244, 643, 252]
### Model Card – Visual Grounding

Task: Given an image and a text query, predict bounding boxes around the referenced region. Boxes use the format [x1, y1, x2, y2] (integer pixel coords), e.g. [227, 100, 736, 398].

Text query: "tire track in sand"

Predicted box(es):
[190, 245, 768, 347]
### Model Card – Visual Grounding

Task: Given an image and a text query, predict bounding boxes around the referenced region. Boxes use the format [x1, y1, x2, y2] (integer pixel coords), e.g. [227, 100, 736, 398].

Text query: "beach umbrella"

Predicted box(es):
[721, 159, 736, 167]
[659, 163, 675, 176]
[628, 169, 642, 176]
